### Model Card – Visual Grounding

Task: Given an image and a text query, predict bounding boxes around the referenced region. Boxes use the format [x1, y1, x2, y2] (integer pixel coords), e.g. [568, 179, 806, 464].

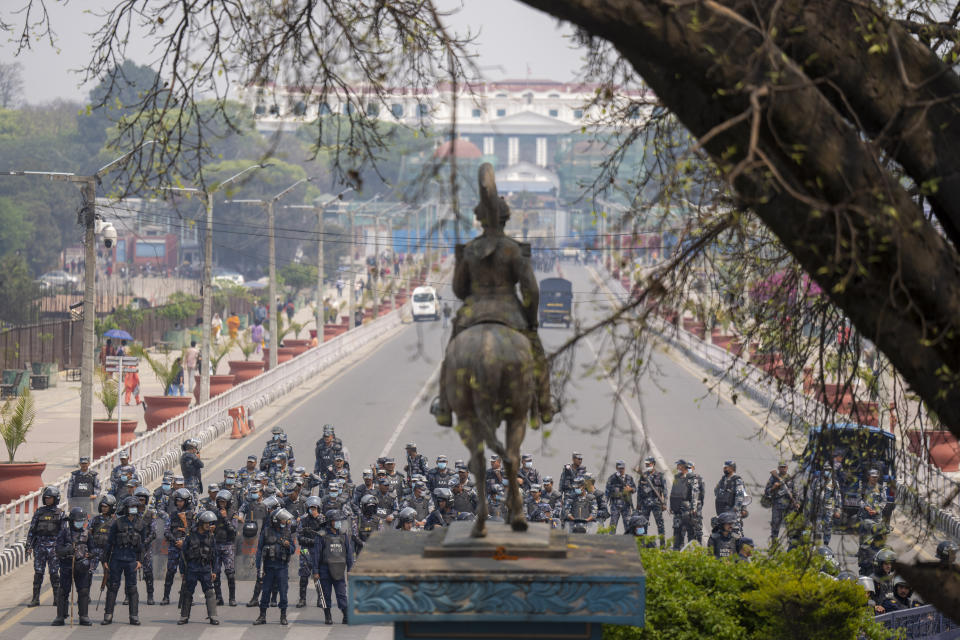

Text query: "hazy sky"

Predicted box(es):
[3, 0, 584, 105]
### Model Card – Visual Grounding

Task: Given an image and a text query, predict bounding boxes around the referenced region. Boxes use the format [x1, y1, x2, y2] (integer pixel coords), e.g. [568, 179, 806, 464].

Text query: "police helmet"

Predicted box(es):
[529, 484, 542, 493]
[737, 537, 754, 554]
[215, 489, 234, 506]
[271, 425, 284, 435]
[857, 575, 876, 594]
[305, 496, 323, 511]
[198, 510, 217, 524]
[322, 424, 335, 435]
[433, 488, 453, 503]
[119, 449, 130, 460]
[360, 494, 377, 508]
[134, 486, 150, 500]
[490, 483, 505, 494]
[207, 483, 219, 493]
[181, 439, 196, 451]
[262, 496, 281, 511]
[936, 540, 958, 564]
[405, 442, 417, 450]
[875, 548, 897, 567]
[69, 506, 87, 523]
[263, 485, 277, 497]
[626, 514, 649, 532]
[98, 494, 117, 514]
[718, 511, 738, 525]
[324, 509, 342, 523]
[119, 496, 140, 515]
[41, 486, 61, 505]
[274, 451, 288, 461]
[571, 477, 585, 487]
[278, 434, 288, 444]
[816, 546, 839, 575]
[397, 507, 417, 525]
[173, 488, 193, 504]
[271, 508, 294, 527]
[836, 571, 858, 582]
[891, 575, 911, 592]
[242, 521, 259, 538]
[293, 466, 306, 475]
[542, 475, 554, 484]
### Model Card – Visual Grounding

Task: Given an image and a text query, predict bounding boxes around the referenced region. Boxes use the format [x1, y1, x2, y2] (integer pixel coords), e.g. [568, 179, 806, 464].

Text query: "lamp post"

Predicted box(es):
[1, 140, 156, 461]
[226, 176, 315, 369]
[163, 163, 267, 402]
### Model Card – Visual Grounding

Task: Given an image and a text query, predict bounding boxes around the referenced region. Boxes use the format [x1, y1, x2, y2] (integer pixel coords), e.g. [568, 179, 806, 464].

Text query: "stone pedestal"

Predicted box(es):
[350, 523, 645, 640]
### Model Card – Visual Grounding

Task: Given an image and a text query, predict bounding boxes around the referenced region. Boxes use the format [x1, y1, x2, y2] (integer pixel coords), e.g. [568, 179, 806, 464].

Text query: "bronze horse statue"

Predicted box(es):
[434, 163, 551, 538]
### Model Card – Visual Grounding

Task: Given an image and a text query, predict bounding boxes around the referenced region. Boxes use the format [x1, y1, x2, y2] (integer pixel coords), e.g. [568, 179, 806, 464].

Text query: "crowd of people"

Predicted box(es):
[24, 425, 958, 627]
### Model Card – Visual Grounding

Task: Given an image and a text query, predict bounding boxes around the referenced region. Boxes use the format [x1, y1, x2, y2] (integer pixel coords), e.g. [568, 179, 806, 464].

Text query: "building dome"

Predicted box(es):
[433, 138, 482, 159]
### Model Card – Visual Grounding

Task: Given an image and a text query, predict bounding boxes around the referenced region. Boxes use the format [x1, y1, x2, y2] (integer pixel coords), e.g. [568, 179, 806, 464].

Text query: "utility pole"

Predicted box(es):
[346, 209, 355, 332]
[1, 141, 156, 462]
[373, 215, 380, 318]
[163, 163, 266, 401]
[226, 176, 314, 370]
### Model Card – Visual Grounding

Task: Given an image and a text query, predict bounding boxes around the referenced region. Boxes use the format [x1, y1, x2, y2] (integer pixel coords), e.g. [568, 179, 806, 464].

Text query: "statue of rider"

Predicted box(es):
[431, 162, 553, 426]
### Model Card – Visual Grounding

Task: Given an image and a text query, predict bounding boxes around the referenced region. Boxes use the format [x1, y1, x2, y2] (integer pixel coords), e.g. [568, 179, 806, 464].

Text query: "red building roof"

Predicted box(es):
[433, 139, 483, 159]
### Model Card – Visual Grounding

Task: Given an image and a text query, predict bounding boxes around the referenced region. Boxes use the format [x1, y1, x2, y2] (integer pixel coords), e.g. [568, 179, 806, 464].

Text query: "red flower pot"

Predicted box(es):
[281, 339, 311, 356]
[906, 430, 929, 460]
[711, 334, 736, 351]
[846, 401, 879, 427]
[192, 374, 236, 402]
[0, 461, 46, 505]
[93, 419, 138, 459]
[262, 348, 297, 371]
[930, 431, 960, 472]
[229, 360, 265, 384]
[142, 395, 192, 431]
[682, 318, 706, 340]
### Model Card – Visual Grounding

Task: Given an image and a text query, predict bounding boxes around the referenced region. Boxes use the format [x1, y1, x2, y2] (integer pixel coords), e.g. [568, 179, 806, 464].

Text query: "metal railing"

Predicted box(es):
[874, 605, 960, 639]
[593, 265, 960, 546]
[0, 305, 404, 576]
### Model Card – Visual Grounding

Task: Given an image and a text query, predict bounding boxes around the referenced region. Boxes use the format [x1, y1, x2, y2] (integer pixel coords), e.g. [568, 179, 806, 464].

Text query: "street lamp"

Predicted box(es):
[1, 140, 157, 461]
[226, 176, 315, 369]
[163, 162, 268, 402]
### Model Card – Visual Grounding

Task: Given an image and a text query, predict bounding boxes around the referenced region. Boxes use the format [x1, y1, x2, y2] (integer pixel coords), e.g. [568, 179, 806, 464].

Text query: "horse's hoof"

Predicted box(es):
[472, 525, 488, 538]
[511, 519, 529, 533]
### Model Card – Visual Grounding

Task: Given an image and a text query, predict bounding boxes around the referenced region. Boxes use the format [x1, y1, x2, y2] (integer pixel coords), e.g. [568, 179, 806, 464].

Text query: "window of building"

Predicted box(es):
[344, 103, 355, 115]
[574, 109, 583, 119]
[548, 109, 559, 118]
[483, 137, 494, 156]
[318, 102, 331, 116]
[524, 92, 533, 105]
[495, 93, 507, 98]
[417, 103, 429, 118]
[548, 93, 560, 99]
[628, 104, 640, 119]
[472, 108, 482, 118]
[292, 101, 307, 116]
[536, 137, 547, 167]
[254, 104, 266, 115]
[268, 104, 280, 116]
[496, 108, 506, 117]
[391, 103, 404, 118]
[366, 102, 380, 117]
[508, 137, 519, 166]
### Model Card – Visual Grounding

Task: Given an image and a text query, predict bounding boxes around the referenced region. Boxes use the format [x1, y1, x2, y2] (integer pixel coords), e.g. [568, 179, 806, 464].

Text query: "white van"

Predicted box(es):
[411, 286, 440, 321]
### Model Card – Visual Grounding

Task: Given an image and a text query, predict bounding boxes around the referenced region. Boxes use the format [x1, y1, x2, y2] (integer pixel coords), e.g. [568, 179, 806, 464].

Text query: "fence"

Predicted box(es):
[874, 605, 960, 639]
[0, 303, 404, 577]
[592, 265, 960, 547]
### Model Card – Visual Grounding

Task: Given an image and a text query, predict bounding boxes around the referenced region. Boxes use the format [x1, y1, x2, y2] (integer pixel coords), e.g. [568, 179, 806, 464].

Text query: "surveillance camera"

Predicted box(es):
[95, 219, 118, 248]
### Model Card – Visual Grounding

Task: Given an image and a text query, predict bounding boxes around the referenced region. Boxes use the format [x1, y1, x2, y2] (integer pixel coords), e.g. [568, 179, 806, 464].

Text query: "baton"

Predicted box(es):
[96, 564, 108, 611]
[313, 576, 327, 609]
[70, 548, 75, 628]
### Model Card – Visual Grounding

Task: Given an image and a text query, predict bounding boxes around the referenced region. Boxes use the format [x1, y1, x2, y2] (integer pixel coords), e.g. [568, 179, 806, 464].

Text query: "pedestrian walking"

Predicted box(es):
[442, 301, 452, 328]
[184, 341, 198, 393]
[211, 313, 222, 342]
[123, 369, 140, 405]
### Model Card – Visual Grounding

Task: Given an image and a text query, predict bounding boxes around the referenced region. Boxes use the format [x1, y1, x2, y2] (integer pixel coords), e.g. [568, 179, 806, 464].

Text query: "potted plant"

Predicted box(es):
[0, 388, 44, 504]
[263, 314, 300, 369]
[229, 329, 265, 383]
[92, 369, 137, 458]
[194, 339, 237, 401]
[158, 292, 202, 348]
[282, 321, 311, 354]
[130, 345, 192, 430]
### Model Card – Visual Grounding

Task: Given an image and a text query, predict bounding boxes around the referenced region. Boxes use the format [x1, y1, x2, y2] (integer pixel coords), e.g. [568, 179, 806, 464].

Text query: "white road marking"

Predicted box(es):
[379, 364, 442, 459]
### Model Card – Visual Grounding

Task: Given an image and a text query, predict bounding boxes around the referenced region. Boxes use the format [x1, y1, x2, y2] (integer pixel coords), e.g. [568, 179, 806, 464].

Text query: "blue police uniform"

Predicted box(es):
[177, 524, 220, 624]
[102, 512, 144, 625]
[52, 518, 93, 625]
[315, 520, 354, 624]
[255, 518, 295, 618]
[26, 500, 64, 606]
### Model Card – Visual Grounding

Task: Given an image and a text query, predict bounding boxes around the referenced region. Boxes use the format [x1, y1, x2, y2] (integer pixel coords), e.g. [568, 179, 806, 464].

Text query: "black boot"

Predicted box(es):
[214, 576, 224, 606]
[297, 576, 307, 608]
[27, 573, 42, 607]
[51, 588, 67, 625]
[161, 570, 175, 605]
[77, 588, 92, 626]
[49, 575, 60, 606]
[246, 575, 262, 607]
[227, 575, 237, 606]
[252, 607, 267, 625]
[324, 607, 333, 625]
[341, 607, 349, 624]
[128, 589, 140, 625]
[270, 584, 278, 607]
[280, 610, 288, 626]
[205, 588, 219, 625]
[177, 593, 191, 625]
[146, 579, 154, 605]
[102, 589, 117, 625]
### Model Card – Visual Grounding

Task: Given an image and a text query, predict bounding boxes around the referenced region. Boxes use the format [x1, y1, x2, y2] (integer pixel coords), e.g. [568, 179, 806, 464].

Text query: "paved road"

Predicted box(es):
[0, 265, 818, 637]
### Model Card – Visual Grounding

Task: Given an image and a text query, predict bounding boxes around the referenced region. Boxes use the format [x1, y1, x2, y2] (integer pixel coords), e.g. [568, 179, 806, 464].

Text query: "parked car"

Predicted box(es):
[411, 286, 440, 321]
[39, 270, 79, 289]
[129, 297, 151, 310]
[212, 267, 245, 286]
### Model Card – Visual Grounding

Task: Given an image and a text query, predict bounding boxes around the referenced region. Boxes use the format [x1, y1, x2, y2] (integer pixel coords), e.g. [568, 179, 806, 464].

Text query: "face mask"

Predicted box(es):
[574, 488, 582, 495]
[334, 521, 343, 531]
[635, 528, 645, 536]
[161, 483, 171, 491]
[329, 490, 339, 498]
[225, 479, 234, 486]
[128, 508, 138, 516]
[438, 462, 446, 470]
[72, 521, 83, 530]
[524, 462, 533, 469]
[277, 523, 286, 529]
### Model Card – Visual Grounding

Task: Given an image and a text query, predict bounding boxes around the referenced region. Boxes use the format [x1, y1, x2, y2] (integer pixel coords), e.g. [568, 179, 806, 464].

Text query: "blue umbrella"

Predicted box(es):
[103, 329, 133, 340]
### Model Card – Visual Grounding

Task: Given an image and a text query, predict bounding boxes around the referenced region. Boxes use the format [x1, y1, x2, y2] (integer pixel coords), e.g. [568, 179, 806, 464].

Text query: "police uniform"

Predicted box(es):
[688, 468, 706, 542]
[763, 468, 797, 541]
[180, 449, 204, 494]
[314, 434, 344, 478]
[561, 489, 597, 531]
[109, 462, 139, 496]
[451, 484, 479, 515]
[605, 468, 636, 533]
[52, 510, 93, 626]
[401, 490, 433, 522]
[67, 463, 100, 506]
[315, 513, 354, 624]
[177, 514, 220, 625]
[212, 498, 238, 606]
[559, 462, 586, 497]
[102, 505, 144, 625]
[542, 481, 563, 513]
[88, 508, 115, 574]
[637, 467, 667, 544]
[26, 489, 64, 607]
[527, 498, 554, 524]
[296, 509, 325, 607]
[162, 503, 194, 604]
[669, 467, 699, 550]
[709, 528, 737, 558]
[134, 491, 158, 604]
[404, 448, 428, 482]
[427, 462, 455, 491]
[713, 466, 746, 535]
[254, 513, 296, 622]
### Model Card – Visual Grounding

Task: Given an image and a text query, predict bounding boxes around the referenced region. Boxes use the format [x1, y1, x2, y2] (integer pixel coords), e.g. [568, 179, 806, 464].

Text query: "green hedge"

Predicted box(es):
[604, 545, 891, 640]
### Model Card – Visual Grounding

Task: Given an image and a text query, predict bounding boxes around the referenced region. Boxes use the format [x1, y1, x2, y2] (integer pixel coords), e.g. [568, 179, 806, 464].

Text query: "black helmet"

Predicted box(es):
[198, 510, 217, 524]
[627, 514, 649, 530]
[68, 506, 87, 523]
[324, 509, 342, 523]
[271, 508, 294, 527]
[42, 486, 61, 505]
[433, 487, 453, 502]
[98, 494, 117, 514]
[836, 571, 858, 582]
[215, 490, 233, 506]
[936, 540, 958, 564]
[262, 495, 281, 511]
[360, 494, 377, 508]
[305, 496, 323, 511]
[119, 496, 140, 515]
[173, 488, 193, 505]
[242, 521, 259, 538]
[718, 511, 738, 525]
[397, 507, 417, 525]
[134, 487, 151, 500]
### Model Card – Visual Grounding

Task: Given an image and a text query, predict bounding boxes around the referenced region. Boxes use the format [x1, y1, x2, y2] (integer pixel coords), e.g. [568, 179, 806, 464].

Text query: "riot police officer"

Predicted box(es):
[239, 454, 259, 485]
[714, 460, 746, 534]
[637, 457, 666, 546]
[241, 490, 270, 607]
[583, 473, 609, 525]
[425, 488, 455, 530]
[177, 510, 219, 625]
[518, 453, 541, 491]
[401, 481, 432, 526]
[382, 458, 404, 495]
[708, 511, 738, 558]
[670, 459, 699, 550]
[687, 460, 707, 542]
[180, 439, 204, 493]
[451, 478, 479, 515]
[88, 494, 116, 575]
[211, 490, 238, 607]
[198, 483, 219, 512]
[373, 477, 399, 523]
[358, 493, 384, 543]
[67, 457, 100, 508]
[133, 486, 158, 604]
[486, 454, 506, 493]
[763, 460, 798, 543]
[404, 442, 428, 484]
[396, 506, 419, 531]
[937, 540, 958, 568]
[51, 507, 93, 626]
[527, 485, 555, 524]
[562, 477, 597, 532]
[161, 488, 194, 605]
[427, 455, 455, 490]
[109, 450, 138, 496]
[253, 508, 296, 625]
[353, 469, 377, 508]
[542, 476, 563, 512]
[26, 486, 64, 607]
[604, 461, 635, 534]
[296, 496, 325, 608]
[314, 424, 344, 478]
[152, 471, 174, 514]
[315, 509, 354, 625]
[101, 496, 143, 626]
[559, 452, 586, 497]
